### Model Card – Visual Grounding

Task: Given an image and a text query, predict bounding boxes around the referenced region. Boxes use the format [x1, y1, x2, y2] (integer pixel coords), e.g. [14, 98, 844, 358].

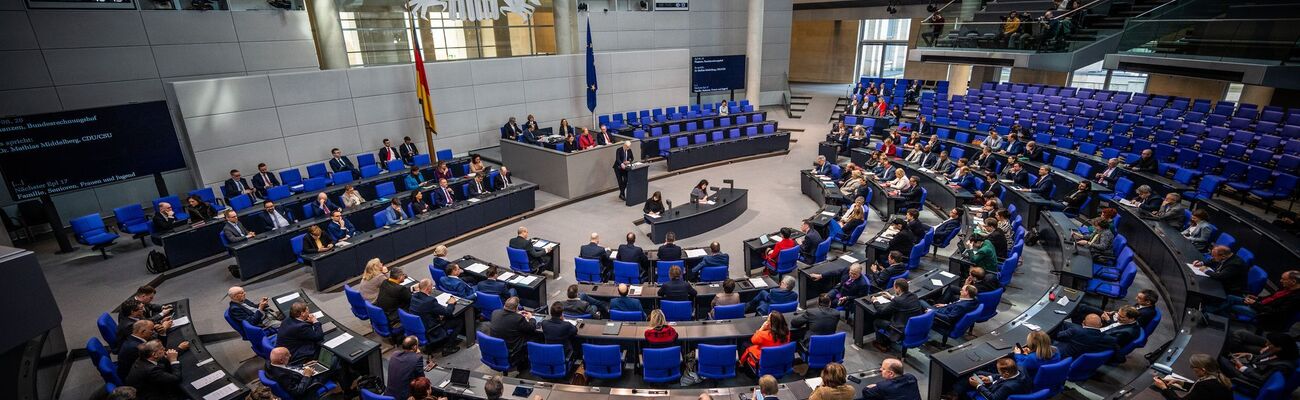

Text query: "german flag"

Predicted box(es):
[410, 16, 437, 137]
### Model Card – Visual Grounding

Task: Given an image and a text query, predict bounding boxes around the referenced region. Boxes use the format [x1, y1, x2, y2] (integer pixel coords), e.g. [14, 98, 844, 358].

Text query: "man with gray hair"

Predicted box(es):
[861, 358, 920, 400]
[1147, 192, 1185, 227]
[747, 275, 799, 315]
[509, 226, 553, 274]
[409, 278, 461, 355]
[227, 286, 281, 330]
[117, 318, 188, 378]
[815, 155, 834, 175]
[265, 347, 327, 400]
[1130, 184, 1160, 212]
[1095, 157, 1122, 186]
[123, 339, 183, 400]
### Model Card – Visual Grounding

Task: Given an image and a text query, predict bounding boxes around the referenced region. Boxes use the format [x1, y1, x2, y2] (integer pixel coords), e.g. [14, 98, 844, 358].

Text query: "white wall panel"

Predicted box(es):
[469, 58, 524, 85]
[473, 82, 525, 109]
[193, 139, 289, 184]
[428, 86, 478, 113]
[43, 46, 159, 85]
[141, 11, 238, 45]
[356, 118, 423, 147]
[153, 43, 247, 78]
[283, 127, 361, 166]
[173, 75, 274, 116]
[240, 40, 318, 72]
[424, 61, 475, 89]
[27, 11, 148, 49]
[347, 65, 413, 97]
[56, 80, 165, 110]
[352, 93, 420, 125]
[277, 99, 356, 136]
[269, 69, 351, 106]
[184, 108, 282, 151]
[231, 10, 313, 41]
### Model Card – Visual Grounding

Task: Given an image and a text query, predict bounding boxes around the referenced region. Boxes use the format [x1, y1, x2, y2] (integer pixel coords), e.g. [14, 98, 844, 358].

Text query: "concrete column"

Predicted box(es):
[305, 0, 349, 69]
[1240, 85, 1275, 107]
[745, 0, 764, 107]
[948, 64, 971, 100]
[969, 66, 1000, 89]
[554, 0, 577, 54]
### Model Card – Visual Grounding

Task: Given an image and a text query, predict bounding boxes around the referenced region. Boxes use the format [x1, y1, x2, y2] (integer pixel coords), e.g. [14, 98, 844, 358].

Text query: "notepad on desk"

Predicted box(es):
[171, 316, 190, 328]
[191, 370, 225, 389]
[685, 248, 707, 258]
[203, 383, 240, 400]
[840, 254, 859, 263]
[748, 278, 769, 288]
[324, 333, 352, 349]
[467, 197, 481, 203]
[1186, 263, 1209, 277]
[872, 296, 891, 304]
[939, 271, 957, 278]
[629, 286, 643, 296]
[931, 279, 943, 286]
[820, 211, 836, 217]
[435, 293, 453, 307]
[542, 243, 558, 251]
[499, 272, 517, 281]
[311, 311, 324, 320]
[465, 263, 489, 274]
[336, 240, 350, 246]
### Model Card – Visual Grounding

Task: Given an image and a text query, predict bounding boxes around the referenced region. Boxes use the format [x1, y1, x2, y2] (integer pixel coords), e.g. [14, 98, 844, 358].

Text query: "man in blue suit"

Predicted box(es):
[615, 232, 649, 281]
[1000, 162, 1030, 186]
[1102, 306, 1143, 350]
[931, 285, 980, 331]
[747, 275, 799, 315]
[432, 178, 457, 208]
[227, 286, 280, 330]
[810, 262, 871, 307]
[259, 200, 296, 231]
[579, 283, 643, 316]
[868, 251, 910, 291]
[223, 169, 256, 200]
[814, 155, 833, 175]
[964, 357, 1031, 400]
[1029, 166, 1055, 198]
[861, 358, 921, 400]
[1054, 313, 1118, 358]
[325, 211, 359, 241]
[691, 241, 730, 281]
[474, 265, 517, 299]
[578, 233, 612, 280]
[276, 302, 325, 365]
[1000, 133, 1026, 156]
[933, 208, 963, 245]
[328, 148, 357, 177]
[382, 198, 407, 226]
[438, 264, 477, 300]
[409, 278, 461, 354]
[798, 220, 824, 264]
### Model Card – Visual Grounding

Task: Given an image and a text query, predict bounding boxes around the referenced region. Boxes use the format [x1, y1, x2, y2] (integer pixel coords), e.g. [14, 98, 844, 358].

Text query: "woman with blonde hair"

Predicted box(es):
[430, 245, 451, 273]
[358, 258, 387, 302]
[1153, 353, 1232, 399]
[809, 362, 855, 400]
[838, 204, 866, 242]
[840, 170, 866, 196]
[341, 185, 365, 208]
[644, 309, 678, 348]
[887, 168, 909, 190]
[1013, 331, 1061, 377]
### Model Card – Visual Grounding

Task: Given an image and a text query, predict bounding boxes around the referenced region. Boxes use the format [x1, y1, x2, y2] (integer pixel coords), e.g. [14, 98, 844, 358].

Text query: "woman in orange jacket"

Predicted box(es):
[742, 311, 792, 368]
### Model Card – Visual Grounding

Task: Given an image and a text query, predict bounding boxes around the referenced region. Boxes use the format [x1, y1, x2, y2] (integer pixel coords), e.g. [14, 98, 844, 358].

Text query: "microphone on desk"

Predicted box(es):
[723, 179, 735, 190]
[665, 199, 673, 210]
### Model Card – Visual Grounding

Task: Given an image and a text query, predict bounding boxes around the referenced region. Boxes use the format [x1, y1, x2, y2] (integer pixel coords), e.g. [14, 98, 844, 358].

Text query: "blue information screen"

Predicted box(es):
[692, 55, 746, 93]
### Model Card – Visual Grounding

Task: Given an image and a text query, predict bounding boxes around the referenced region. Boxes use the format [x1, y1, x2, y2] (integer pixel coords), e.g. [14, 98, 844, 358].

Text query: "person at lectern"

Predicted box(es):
[691, 179, 711, 204]
[614, 142, 635, 200]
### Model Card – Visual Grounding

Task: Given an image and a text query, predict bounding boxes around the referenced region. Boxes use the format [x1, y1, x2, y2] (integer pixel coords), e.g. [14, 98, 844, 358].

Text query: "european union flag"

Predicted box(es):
[585, 17, 597, 112]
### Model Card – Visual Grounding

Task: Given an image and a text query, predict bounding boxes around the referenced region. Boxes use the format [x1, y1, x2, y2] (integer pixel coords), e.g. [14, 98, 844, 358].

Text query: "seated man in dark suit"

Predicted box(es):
[117, 318, 189, 379]
[223, 169, 256, 200]
[882, 219, 918, 264]
[1029, 166, 1055, 198]
[474, 265, 517, 299]
[1129, 185, 1162, 212]
[897, 177, 924, 211]
[1130, 148, 1157, 173]
[123, 340, 185, 400]
[488, 297, 538, 366]
[616, 232, 649, 281]
[265, 346, 330, 400]
[432, 178, 458, 208]
[227, 286, 281, 330]
[931, 285, 980, 331]
[150, 202, 187, 241]
[790, 294, 842, 343]
[258, 200, 297, 231]
[250, 163, 280, 198]
[467, 173, 492, 196]
[810, 262, 871, 308]
[933, 208, 963, 244]
[935, 266, 1000, 304]
[408, 279, 461, 355]
[508, 226, 553, 274]
[798, 220, 824, 264]
[747, 276, 799, 315]
[328, 148, 357, 177]
[871, 279, 926, 353]
[494, 166, 515, 189]
[540, 302, 580, 360]
[276, 302, 326, 365]
[656, 266, 697, 302]
[501, 117, 522, 140]
[560, 284, 600, 318]
[578, 232, 612, 280]
[398, 136, 419, 165]
[374, 267, 411, 338]
[1101, 306, 1143, 350]
[691, 241, 730, 281]
[325, 211, 360, 241]
[1000, 162, 1029, 186]
[221, 210, 255, 244]
[961, 357, 1031, 400]
[1192, 245, 1250, 297]
[438, 263, 478, 300]
[657, 232, 683, 261]
[904, 209, 929, 239]
[1053, 313, 1118, 359]
[869, 251, 910, 291]
[385, 337, 424, 400]
[1147, 192, 1186, 228]
[861, 358, 921, 400]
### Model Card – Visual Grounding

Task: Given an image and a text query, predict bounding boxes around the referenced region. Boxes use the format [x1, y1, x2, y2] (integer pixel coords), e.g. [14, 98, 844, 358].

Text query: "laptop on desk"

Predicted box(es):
[440, 368, 472, 394]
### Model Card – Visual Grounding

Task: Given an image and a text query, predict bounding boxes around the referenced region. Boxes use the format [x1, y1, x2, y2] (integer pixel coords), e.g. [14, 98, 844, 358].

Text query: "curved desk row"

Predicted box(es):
[578, 276, 778, 318]
[452, 255, 550, 309]
[424, 365, 880, 400]
[891, 159, 976, 211]
[666, 131, 791, 171]
[268, 290, 391, 376]
[303, 183, 538, 290]
[166, 299, 248, 400]
[647, 188, 748, 243]
[741, 204, 842, 276]
[801, 170, 850, 208]
[1196, 198, 1299, 280]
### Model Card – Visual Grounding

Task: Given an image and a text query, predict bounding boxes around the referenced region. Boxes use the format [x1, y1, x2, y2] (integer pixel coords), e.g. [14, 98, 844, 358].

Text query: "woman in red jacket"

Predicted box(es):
[577, 128, 597, 150]
[879, 138, 898, 158]
[764, 228, 797, 273]
[742, 312, 792, 368]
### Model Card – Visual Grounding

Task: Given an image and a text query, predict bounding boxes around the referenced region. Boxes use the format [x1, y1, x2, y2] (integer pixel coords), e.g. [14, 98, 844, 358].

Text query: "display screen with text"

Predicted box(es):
[692, 55, 746, 93]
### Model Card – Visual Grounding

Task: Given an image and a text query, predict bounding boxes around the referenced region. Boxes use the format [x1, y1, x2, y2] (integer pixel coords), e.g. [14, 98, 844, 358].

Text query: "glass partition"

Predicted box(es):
[337, 0, 556, 67]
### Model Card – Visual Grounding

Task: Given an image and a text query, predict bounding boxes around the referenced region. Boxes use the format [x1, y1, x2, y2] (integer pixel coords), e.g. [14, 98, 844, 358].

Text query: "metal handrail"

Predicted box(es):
[921, 0, 959, 23]
[1053, 0, 1109, 20]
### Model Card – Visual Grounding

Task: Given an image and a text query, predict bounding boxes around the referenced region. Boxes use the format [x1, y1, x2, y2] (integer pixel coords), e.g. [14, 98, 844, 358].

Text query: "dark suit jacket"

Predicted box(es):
[385, 351, 424, 400]
[488, 309, 538, 352]
[502, 122, 522, 139]
[222, 222, 251, 244]
[325, 219, 359, 241]
[1002, 169, 1029, 186]
[871, 263, 908, 289]
[1205, 255, 1249, 295]
[302, 234, 334, 254]
[976, 373, 1032, 400]
[409, 291, 454, 330]
[657, 279, 697, 301]
[259, 209, 296, 231]
[933, 298, 979, 324]
[475, 279, 513, 298]
[1055, 325, 1117, 358]
[1105, 322, 1142, 348]
[375, 279, 411, 323]
[438, 276, 476, 299]
[906, 220, 928, 240]
[377, 146, 398, 163]
[886, 229, 917, 258]
[540, 318, 578, 357]
[309, 200, 341, 218]
[151, 213, 187, 234]
[933, 218, 961, 243]
[1031, 174, 1055, 198]
[509, 236, 547, 266]
[1132, 156, 1157, 172]
[124, 359, 183, 400]
[329, 156, 356, 174]
[117, 335, 147, 378]
[614, 147, 634, 172]
[468, 179, 491, 196]
[616, 244, 647, 264]
[579, 243, 609, 263]
[223, 177, 253, 198]
[1023, 146, 1043, 161]
[877, 292, 925, 328]
[228, 300, 265, 328]
[790, 306, 840, 341]
[1135, 195, 1161, 212]
[398, 143, 419, 163]
[494, 171, 514, 190]
[277, 318, 325, 364]
[860, 373, 921, 400]
[657, 243, 683, 261]
[800, 229, 824, 260]
[432, 186, 457, 207]
[251, 172, 280, 196]
[267, 363, 320, 400]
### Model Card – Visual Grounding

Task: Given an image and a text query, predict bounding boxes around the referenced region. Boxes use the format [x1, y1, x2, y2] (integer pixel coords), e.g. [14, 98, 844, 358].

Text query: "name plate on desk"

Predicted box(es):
[276, 292, 301, 304]
[191, 370, 226, 389]
[465, 263, 489, 274]
[324, 333, 352, 349]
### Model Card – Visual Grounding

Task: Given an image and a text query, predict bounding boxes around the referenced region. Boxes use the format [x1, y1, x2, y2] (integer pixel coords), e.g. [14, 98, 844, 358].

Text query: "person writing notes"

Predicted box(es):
[691, 179, 711, 204]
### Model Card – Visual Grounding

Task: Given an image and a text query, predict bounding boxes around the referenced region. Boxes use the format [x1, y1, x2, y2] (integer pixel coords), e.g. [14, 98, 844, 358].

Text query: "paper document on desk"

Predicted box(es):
[517, 275, 539, 285]
[685, 249, 707, 258]
[311, 311, 324, 319]
[499, 272, 517, 281]
[1186, 263, 1210, 277]
[336, 240, 350, 246]
[703, 200, 716, 205]
[191, 370, 225, 389]
[533, 240, 549, 248]
[1023, 323, 1041, 331]
[817, 175, 831, 181]
[840, 254, 859, 263]
[629, 286, 643, 296]
[999, 179, 1013, 183]
[401, 277, 416, 286]
[171, 316, 190, 328]
[820, 211, 836, 217]
[324, 333, 352, 349]
[1119, 199, 1139, 207]
[749, 278, 769, 288]
[609, 250, 619, 259]
[435, 293, 453, 307]
[645, 213, 660, 219]
[939, 271, 957, 278]
[196, 358, 215, 367]
[276, 292, 301, 304]
[768, 234, 783, 242]
[204, 383, 240, 400]
[931, 279, 943, 286]
[542, 242, 558, 251]
[465, 263, 489, 274]
[467, 197, 481, 203]
[1056, 295, 1070, 306]
[873, 296, 891, 305]
[804, 377, 823, 387]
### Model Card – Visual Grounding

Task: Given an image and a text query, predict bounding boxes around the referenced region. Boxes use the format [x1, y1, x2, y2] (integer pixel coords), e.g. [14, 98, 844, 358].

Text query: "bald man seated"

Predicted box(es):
[227, 286, 282, 330]
[508, 226, 553, 274]
[861, 358, 921, 400]
[265, 347, 332, 400]
[1053, 313, 1118, 359]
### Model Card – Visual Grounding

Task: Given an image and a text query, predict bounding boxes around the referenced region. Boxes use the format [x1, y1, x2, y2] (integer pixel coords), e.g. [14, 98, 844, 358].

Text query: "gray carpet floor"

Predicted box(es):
[42, 82, 1164, 399]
